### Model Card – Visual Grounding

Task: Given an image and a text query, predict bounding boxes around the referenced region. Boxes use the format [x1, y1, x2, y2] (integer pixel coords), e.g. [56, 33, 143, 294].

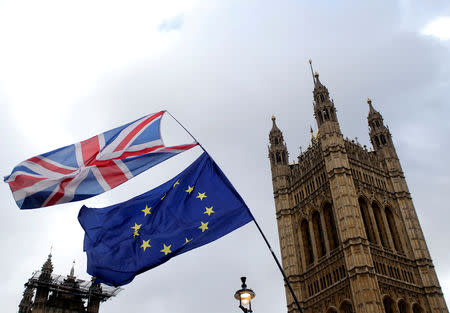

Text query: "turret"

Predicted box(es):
[367, 98, 396, 155]
[268, 115, 288, 168]
[33, 253, 54, 312]
[39, 252, 53, 280]
[268, 115, 290, 213]
[309, 61, 341, 137]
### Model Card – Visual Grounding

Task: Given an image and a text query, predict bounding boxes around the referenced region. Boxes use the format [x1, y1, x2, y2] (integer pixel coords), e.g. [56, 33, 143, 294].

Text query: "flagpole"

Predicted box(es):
[166, 110, 305, 313]
[251, 218, 305, 313]
[164, 110, 207, 153]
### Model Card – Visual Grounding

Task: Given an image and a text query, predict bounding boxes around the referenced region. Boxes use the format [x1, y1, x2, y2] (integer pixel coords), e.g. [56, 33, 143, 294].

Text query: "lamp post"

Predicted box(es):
[234, 277, 255, 313]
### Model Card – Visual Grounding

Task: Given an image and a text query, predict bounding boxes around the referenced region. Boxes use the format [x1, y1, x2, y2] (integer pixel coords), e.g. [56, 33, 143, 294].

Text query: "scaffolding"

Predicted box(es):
[26, 270, 122, 302]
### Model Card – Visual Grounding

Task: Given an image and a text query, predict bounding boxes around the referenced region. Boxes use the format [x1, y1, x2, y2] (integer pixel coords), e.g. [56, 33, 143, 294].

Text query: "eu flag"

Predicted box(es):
[78, 152, 254, 286]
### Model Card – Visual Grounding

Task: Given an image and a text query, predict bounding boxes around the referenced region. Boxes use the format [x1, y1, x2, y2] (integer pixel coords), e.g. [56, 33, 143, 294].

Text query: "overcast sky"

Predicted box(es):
[1, 1, 449, 312]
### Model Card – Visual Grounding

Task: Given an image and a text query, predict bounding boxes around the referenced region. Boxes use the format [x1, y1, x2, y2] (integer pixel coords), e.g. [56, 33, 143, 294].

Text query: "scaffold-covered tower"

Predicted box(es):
[18, 253, 121, 313]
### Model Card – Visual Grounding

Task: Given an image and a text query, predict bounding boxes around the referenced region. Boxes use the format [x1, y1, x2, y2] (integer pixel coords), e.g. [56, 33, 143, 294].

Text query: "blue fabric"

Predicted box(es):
[4, 111, 196, 209]
[78, 152, 254, 286]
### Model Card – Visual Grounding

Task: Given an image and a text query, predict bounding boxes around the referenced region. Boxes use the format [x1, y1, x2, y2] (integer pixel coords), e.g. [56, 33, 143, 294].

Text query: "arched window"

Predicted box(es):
[359, 198, 376, 244]
[374, 136, 381, 147]
[301, 219, 314, 265]
[327, 306, 338, 313]
[320, 94, 325, 102]
[330, 107, 336, 119]
[312, 211, 326, 257]
[380, 134, 387, 145]
[373, 202, 390, 249]
[276, 152, 281, 163]
[383, 297, 395, 313]
[385, 207, 403, 253]
[274, 138, 279, 145]
[317, 110, 324, 123]
[340, 301, 354, 313]
[375, 120, 380, 127]
[323, 203, 339, 250]
[323, 108, 330, 120]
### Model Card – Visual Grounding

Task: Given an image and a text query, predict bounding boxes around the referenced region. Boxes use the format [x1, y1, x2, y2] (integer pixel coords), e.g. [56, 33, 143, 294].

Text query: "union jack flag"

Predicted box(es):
[4, 111, 197, 209]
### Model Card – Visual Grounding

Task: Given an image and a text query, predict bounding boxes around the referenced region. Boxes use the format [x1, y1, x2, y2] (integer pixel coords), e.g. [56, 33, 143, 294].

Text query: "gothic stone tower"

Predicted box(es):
[268, 69, 448, 313]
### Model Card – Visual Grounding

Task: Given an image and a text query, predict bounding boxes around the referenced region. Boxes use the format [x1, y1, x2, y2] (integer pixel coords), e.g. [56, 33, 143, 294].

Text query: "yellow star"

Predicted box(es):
[160, 244, 172, 255]
[140, 239, 151, 251]
[131, 223, 142, 237]
[183, 237, 193, 245]
[204, 206, 215, 216]
[173, 180, 180, 187]
[198, 221, 209, 232]
[141, 205, 152, 216]
[196, 192, 207, 201]
[131, 223, 142, 233]
[185, 185, 194, 194]
[161, 193, 166, 200]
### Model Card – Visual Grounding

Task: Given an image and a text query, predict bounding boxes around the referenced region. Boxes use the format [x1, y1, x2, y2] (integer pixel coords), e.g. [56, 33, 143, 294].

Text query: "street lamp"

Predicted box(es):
[234, 277, 255, 313]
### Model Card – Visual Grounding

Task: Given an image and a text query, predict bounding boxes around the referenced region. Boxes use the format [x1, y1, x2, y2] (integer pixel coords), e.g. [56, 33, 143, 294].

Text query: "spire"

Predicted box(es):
[367, 98, 381, 118]
[309, 59, 316, 84]
[367, 97, 374, 112]
[38, 252, 53, 282]
[367, 99, 393, 151]
[41, 252, 53, 274]
[268, 115, 288, 167]
[69, 260, 75, 278]
[310, 66, 340, 134]
[270, 115, 280, 134]
[314, 71, 321, 86]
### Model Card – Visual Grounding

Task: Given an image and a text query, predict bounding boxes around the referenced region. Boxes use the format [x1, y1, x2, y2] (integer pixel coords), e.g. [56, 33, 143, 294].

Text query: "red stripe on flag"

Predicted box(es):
[28, 157, 76, 175]
[160, 143, 198, 151]
[116, 145, 165, 159]
[81, 136, 100, 166]
[45, 178, 73, 207]
[111, 143, 197, 160]
[97, 162, 129, 189]
[8, 174, 47, 192]
[113, 111, 164, 152]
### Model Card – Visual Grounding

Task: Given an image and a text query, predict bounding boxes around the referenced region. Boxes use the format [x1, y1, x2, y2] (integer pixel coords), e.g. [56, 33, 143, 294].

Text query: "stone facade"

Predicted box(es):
[268, 70, 448, 313]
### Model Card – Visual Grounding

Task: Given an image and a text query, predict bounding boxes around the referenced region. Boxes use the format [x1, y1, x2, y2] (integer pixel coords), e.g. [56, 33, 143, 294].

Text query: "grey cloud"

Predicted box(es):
[1, 0, 450, 312]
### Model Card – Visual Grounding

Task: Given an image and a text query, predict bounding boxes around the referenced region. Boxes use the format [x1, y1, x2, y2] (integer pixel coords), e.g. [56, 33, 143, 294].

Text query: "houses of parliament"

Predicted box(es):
[268, 66, 448, 313]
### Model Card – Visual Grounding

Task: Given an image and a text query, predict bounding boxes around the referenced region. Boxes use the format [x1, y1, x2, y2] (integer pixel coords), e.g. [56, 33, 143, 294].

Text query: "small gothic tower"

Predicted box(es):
[269, 115, 288, 167]
[367, 98, 394, 153]
[32, 253, 53, 313]
[268, 64, 448, 313]
[312, 72, 340, 136]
